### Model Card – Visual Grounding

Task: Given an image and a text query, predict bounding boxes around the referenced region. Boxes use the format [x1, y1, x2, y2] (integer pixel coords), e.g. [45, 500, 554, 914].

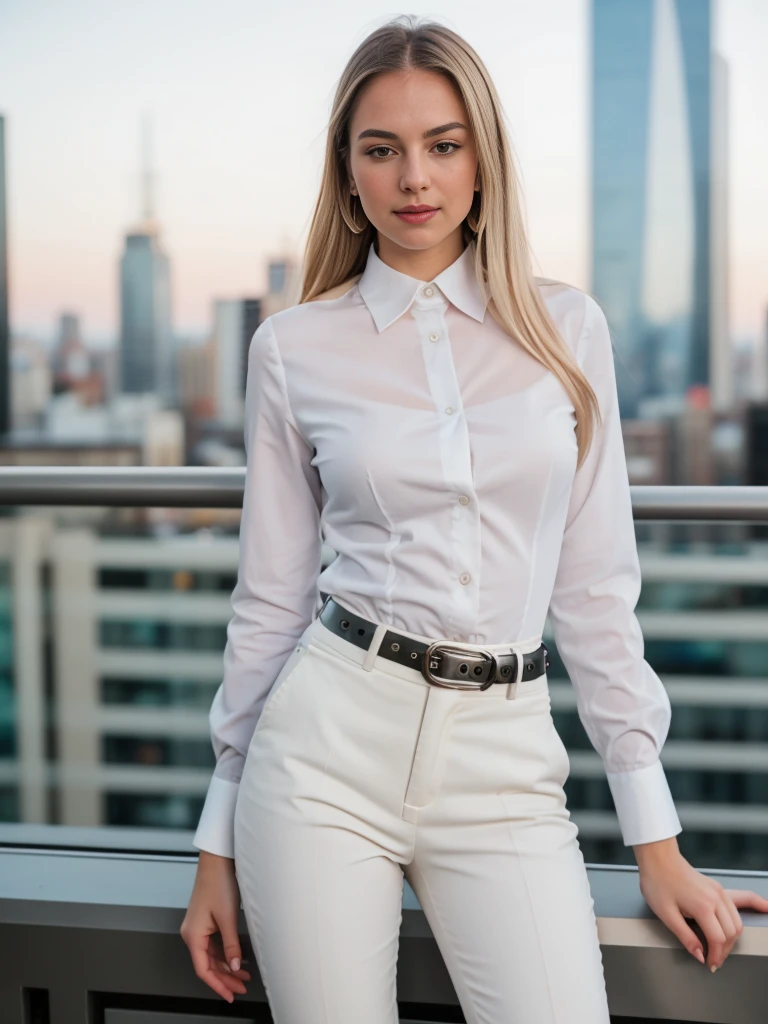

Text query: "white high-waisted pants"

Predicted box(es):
[233, 607, 611, 1024]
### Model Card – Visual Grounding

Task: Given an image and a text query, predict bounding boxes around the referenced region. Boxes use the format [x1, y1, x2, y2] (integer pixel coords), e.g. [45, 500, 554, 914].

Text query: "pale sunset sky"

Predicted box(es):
[1, 0, 766, 344]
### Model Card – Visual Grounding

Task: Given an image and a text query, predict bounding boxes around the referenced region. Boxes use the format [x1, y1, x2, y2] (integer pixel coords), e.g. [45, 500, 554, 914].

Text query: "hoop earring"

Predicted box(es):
[347, 193, 368, 235]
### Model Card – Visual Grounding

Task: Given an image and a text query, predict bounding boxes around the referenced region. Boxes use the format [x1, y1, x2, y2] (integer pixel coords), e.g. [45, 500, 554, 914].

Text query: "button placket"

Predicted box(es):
[412, 302, 480, 636]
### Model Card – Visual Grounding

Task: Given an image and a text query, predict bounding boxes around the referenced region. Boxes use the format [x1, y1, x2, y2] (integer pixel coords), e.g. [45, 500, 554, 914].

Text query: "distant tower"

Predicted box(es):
[118, 113, 174, 402]
[52, 313, 90, 388]
[709, 51, 732, 413]
[268, 260, 287, 294]
[210, 297, 262, 424]
[591, 0, 720, 418]
[0, 115, 9, 434]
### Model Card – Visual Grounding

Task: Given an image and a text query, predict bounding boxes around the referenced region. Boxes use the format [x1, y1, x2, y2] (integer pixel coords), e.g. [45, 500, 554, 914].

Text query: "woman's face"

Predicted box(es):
[346, 68, 480, 256]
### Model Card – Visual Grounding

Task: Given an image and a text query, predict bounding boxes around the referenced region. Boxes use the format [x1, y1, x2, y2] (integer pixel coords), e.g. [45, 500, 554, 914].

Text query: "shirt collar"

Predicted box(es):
[357, 240, 489, 333]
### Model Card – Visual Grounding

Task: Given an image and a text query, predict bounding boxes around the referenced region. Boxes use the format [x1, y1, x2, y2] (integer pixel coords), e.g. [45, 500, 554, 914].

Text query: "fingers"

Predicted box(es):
[697, 908, 727, 971]
[728, 889, 768, 913]
[209, 955, 250, 996]
[722, 893, 744, 950]
[209, 943, 252, 982]
[218, 914, 245, 975]
[713, 899, 739, 967]
[656, 904, 705, 964]
[183, 931, 240, 1004]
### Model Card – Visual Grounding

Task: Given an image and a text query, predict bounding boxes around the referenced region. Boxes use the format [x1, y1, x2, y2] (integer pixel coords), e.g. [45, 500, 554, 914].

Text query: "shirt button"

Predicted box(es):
[429, 332, 439, 342]
[459, 572, 471, 585]
[423, 286, 434, 297]
[458, 495, 470, 505]
[445, 406, 454, 415]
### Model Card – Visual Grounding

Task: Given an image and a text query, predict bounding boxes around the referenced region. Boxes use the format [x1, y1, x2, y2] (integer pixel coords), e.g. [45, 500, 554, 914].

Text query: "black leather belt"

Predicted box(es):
[318, 595, 549, 691]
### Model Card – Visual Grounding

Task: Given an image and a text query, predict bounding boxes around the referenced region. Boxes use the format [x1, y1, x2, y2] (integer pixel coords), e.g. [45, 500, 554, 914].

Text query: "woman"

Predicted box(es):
[180, 15, 768, 1020]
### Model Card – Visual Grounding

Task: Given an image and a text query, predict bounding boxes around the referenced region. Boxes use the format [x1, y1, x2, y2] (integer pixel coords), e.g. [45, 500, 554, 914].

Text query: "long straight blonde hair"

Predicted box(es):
[300, 15, 601, 469]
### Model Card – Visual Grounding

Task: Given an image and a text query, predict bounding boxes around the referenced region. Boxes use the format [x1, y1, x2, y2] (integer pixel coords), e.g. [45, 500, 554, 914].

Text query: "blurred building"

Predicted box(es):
[10, 336, 51, 430]
[178, 339, 215, 421]
[259, 256, 301, 321]
[591, 0, 729, 418]
[0, 440, 141, 467]
[0, 115, 9, 435]
[709, 51, 732, 413]
[745, 402, 768, 488]
[752, 309, 768, 402]
[44, 393, 184, 465]
[90, 348, 118, 405]
[211, 298, 260, 426]
[118, 231, 173, 402]
[51, 313, 105, 406]
[676, 385, 715, 485]
[118, 117, 175, 404]
[52, 314, 87, 383]
[622, 419, 672, 484]
[208, 299, 253, 425]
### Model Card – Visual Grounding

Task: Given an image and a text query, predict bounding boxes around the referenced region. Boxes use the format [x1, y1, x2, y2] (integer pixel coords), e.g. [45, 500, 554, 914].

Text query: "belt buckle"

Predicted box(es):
[423, 641, 497, 690]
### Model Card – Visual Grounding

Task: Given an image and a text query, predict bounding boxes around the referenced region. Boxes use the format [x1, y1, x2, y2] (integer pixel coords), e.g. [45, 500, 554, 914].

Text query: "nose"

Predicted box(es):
[399, 152, 431, 194]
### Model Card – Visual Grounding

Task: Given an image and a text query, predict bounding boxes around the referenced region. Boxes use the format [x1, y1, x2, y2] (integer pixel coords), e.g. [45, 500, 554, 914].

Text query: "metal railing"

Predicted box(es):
[0, 466, 767, 517]
[1, 469, 768, 1021]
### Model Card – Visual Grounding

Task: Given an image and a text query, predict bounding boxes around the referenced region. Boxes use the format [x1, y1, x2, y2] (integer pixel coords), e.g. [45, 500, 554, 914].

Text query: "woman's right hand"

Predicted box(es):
[180, 850, 252, 1004]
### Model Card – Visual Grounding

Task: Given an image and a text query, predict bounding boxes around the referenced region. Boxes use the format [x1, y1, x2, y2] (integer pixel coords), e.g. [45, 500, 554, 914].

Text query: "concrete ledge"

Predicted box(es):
[1, 826, 768, 1023]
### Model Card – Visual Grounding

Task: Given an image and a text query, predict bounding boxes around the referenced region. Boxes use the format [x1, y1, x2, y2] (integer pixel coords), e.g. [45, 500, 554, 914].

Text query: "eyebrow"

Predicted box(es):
[356, 121, 468, 142]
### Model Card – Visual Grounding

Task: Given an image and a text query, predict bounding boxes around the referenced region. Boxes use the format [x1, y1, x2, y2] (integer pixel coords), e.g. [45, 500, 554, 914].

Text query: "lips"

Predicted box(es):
[394, 207, 440, 224]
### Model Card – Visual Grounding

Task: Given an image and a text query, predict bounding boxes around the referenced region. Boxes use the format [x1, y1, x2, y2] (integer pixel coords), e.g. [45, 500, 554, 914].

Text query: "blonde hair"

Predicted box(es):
[300, 15, 601, 468]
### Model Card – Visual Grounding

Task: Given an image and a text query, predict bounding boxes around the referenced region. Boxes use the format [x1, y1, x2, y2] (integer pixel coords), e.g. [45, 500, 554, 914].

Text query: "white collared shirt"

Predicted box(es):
[192, 239, 682, 858]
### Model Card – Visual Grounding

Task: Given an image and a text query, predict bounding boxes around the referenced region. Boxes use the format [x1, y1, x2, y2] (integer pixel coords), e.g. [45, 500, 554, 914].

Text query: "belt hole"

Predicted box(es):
[340, 619, 350, 629]
[527, 662, 534, 672]
[357, 627, 366, 636]
[391, 642, 400, 651]
[410, 652, 418, 659]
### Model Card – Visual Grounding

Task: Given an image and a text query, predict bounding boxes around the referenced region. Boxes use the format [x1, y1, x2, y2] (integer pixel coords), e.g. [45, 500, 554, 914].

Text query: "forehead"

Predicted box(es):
[351, 69, 466, 130]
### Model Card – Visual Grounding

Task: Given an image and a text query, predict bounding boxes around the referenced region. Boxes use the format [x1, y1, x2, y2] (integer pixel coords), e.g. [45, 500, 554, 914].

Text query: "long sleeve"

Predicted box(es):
[192, 316, 323, 858]
[547, 294, 682, 847]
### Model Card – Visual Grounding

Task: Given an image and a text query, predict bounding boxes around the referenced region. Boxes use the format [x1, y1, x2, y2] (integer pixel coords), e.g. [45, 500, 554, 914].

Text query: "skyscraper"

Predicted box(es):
[0, 116, 9, 434]
[118, 115, 174, 403]
[591, 0, 723, 418]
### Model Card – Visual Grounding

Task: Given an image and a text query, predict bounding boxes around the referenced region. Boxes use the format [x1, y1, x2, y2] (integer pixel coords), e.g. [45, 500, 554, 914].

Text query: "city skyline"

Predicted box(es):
[1, 0, 767, 347]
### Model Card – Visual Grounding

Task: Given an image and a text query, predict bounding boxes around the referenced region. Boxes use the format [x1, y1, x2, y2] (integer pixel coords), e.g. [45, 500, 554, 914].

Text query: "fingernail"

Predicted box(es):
[710, 964, 718, 973]
[695, 949, 705, 964]
[230, 957, 240, 972]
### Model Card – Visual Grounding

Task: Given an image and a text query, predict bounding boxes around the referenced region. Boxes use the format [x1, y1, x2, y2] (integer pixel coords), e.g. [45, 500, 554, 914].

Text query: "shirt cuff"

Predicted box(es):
[192, 774, 240, 859]
[605, 759, 683, 847]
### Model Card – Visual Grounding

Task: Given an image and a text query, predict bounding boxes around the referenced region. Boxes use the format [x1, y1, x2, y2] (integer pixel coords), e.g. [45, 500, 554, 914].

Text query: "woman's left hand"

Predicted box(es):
[634, 837, 768, 972]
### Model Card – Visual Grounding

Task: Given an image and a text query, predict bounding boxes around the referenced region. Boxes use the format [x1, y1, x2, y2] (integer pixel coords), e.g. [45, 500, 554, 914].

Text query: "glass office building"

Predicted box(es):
[591, 0, 714, 419]
[118, 229, 174, 403]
